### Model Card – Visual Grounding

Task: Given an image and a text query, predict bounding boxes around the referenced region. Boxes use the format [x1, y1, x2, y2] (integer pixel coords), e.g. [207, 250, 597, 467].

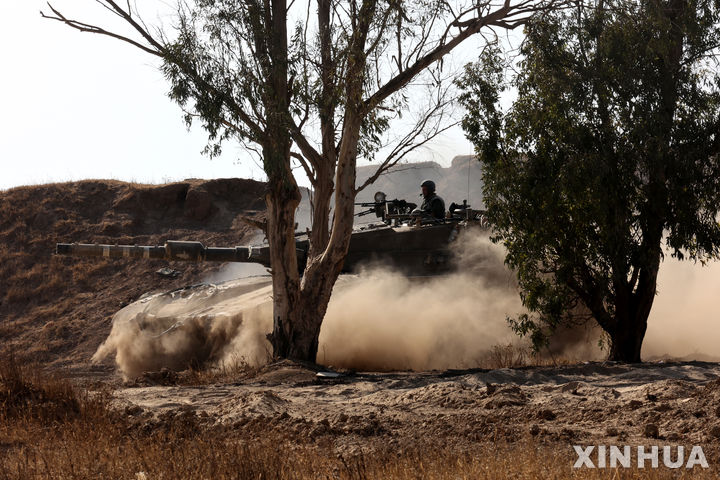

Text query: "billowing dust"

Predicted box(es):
[643, 257, 720, 360]
[92, 228, 720, 380]
[93, 232, 532, 379]
[316, 269, 522, 370]
[316, 232, 524, 370]
[92, 277, 274, 380]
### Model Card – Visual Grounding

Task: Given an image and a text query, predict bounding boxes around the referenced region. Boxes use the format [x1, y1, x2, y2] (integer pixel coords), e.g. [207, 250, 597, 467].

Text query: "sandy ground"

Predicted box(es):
[107, 360, 720, 455]
[76, 274, 720, 455]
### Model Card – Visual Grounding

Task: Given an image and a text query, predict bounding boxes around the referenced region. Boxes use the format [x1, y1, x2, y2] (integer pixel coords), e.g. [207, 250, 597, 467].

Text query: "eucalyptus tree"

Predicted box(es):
[459, 0, 720, 361]
[44, 0, 558, 361]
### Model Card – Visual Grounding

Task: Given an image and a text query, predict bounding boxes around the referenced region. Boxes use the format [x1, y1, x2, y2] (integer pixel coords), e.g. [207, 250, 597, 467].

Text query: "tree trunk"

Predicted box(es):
[263, 130, 360, 362]
[265, 0, 372, 363]
[606, 239, 661, 362]
[276, 118, 362, 362]
[607, 316, 648, 362]
[264, 160, 304, 359]
[605, 2, 684, 363]
[261, 0, 324, 362]
[308, 167, 334, 257]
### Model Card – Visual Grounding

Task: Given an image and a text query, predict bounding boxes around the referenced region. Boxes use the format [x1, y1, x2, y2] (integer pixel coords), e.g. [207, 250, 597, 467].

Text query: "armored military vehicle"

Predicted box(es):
[56, 192, 488, 275]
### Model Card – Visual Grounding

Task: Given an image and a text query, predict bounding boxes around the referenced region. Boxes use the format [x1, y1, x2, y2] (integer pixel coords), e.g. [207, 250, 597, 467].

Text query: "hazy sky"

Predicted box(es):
[0, 1, 476, 191]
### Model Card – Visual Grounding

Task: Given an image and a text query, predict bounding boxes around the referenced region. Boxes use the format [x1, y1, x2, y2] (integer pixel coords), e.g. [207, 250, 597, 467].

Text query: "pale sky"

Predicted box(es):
[0, 1, 477, 191]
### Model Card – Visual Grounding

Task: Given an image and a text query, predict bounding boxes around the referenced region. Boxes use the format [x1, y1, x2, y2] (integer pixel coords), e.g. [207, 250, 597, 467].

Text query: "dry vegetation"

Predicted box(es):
[4, 355, 719, 479]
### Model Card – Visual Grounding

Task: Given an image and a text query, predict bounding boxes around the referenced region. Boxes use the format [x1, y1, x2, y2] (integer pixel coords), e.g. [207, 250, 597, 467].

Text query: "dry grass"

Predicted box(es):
[480, 343, 581, 369]
[483, 343, 530, 369]
[178, 357, 265, 386]
[2, 355, 719, 479]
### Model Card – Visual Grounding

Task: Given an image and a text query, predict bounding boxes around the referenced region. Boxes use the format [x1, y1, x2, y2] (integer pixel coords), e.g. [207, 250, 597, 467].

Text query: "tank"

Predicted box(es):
[55, 192, 488, 275]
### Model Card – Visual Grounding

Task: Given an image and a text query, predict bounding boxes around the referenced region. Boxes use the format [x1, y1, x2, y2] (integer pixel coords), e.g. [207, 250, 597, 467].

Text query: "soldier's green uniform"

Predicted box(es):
[421, 193, 445, 219]
[419, 180, 445, 220]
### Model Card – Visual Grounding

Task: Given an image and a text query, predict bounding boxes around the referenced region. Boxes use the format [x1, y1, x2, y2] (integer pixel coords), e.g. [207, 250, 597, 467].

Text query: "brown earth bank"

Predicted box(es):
[3, 179, 720, 478]
[0, 178, 265, 369]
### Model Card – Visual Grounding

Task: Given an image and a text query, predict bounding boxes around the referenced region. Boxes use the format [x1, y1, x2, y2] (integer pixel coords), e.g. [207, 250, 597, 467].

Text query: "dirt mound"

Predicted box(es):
[0, 178, 265, 369]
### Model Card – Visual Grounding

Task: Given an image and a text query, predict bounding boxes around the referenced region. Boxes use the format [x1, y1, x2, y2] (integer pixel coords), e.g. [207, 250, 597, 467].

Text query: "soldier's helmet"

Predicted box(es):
[420, 179, 436, 192]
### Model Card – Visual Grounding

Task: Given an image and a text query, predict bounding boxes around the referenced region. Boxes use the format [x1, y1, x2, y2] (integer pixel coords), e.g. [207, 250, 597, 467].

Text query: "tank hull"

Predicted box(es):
[342, 223, 457, 274]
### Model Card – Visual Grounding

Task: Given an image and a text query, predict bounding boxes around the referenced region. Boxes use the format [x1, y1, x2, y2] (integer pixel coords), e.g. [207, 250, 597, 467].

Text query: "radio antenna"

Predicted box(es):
[466, 153, 471, 206]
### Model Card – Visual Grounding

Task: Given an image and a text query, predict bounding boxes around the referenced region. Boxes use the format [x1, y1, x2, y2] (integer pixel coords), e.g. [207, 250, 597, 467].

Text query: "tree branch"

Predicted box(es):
[42, 2, 163, 56]
[290, 151, 316, 185]
[364, 0, 562, 112]
[356, 96, 457, 193]
[42, 1, 267, 142]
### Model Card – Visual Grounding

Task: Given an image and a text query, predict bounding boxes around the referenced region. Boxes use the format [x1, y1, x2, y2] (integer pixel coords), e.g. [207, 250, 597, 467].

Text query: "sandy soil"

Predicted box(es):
[107, 360, 720, 455]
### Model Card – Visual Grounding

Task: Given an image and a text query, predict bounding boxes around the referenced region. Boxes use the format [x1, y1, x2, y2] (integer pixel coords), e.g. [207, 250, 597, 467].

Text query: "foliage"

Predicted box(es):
[459, 0, 720, 356]
[158, 0, 459, 170]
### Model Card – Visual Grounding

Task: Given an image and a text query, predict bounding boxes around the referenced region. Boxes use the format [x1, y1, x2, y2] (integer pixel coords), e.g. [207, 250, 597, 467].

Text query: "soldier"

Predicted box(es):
[418, 179, 445, 220]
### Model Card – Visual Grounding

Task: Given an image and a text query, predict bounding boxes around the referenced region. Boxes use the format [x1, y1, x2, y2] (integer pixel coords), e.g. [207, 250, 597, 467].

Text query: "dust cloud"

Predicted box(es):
[643, 257, 720, 361]
[95, 231, 720, 379]
[92, 278, 274, 380]
[317, 269, 523, 370]
[94, 232, 534, 379]
[317, 233, 525, 370]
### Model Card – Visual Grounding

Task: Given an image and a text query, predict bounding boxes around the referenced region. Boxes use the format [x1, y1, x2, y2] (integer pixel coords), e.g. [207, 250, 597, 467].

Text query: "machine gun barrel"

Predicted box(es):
[55, 241, 272, 267]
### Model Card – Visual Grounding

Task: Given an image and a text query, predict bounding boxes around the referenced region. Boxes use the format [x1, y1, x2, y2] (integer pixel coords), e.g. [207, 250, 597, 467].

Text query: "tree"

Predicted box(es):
[44, 0, 557, 362]
[459, 0, 720, 361]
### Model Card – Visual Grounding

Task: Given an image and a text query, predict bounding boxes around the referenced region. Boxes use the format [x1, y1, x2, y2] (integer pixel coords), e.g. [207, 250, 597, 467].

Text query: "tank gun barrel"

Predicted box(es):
[55, 241, 272, 267]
